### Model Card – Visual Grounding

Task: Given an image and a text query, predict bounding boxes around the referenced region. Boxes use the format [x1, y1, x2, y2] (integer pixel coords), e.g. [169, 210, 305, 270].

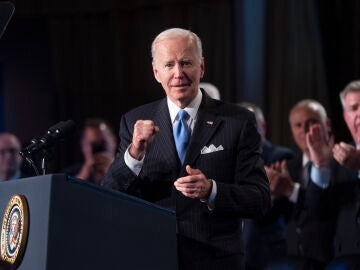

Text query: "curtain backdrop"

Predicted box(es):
[265, 0, 360, 148]
[46, 0, 233, 167]
[265, 0, 329, 149]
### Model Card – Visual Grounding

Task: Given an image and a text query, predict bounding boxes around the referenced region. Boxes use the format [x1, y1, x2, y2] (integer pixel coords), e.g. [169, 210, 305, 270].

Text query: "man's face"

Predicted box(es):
[0, 135, 22, 178]
[289, 106, 327, 153]
[82, 127, 107, 154]
[343, 91, 360, 145]
[152, 37, 204, 108]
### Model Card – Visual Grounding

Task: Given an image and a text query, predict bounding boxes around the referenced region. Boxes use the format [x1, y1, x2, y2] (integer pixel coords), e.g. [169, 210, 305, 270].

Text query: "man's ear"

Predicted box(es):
[152, 62, 161, 83]
[200, 58, 205, 79]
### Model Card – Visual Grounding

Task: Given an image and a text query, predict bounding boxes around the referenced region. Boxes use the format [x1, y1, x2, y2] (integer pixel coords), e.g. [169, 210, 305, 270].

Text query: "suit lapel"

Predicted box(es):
[152, 98, 180, 171]
[184, 93, 222, 167]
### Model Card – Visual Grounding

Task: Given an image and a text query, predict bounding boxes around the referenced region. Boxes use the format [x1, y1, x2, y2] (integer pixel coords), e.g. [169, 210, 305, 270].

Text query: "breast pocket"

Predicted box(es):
[196, 149, 234, 180]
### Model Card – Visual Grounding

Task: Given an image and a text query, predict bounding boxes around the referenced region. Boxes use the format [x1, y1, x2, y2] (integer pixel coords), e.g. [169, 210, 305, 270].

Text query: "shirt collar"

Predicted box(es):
[167, 89, 202, 123]
[302, 153, 310, 167]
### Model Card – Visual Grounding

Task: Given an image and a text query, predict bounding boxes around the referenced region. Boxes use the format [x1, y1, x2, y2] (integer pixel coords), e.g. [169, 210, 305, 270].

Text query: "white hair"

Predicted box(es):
[290, 99, 328, 122]
[151, 28, 203, 63]
[339, 80, 360, 109]
[199, 82, 221, 100]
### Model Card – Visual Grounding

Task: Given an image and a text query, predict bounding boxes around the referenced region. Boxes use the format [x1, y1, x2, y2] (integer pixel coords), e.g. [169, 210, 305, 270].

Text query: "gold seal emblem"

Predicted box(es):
[1, 194, 29, 266]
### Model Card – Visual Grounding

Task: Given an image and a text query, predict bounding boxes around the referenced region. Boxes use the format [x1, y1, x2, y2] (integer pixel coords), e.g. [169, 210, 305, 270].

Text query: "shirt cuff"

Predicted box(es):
[289, 182, 300, 203]
[124, 145, 144, 176]
[200, 179, 217, 210]
[310, 165, 331, 189]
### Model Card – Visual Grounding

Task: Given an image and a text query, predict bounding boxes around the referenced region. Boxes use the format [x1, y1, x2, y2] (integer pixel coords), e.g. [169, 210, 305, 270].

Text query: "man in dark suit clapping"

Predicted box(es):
[328, 80, 360, 269]
[105, 28, 270, 270]
[265, 100, 336, 270]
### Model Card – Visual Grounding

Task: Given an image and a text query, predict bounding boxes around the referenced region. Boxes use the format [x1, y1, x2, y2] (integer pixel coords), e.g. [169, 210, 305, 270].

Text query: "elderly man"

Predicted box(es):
[265, 100, 336, 269]
[105, 28, 270, 270]
[0, 133, 23, 181]
[328, 80, 360, 268]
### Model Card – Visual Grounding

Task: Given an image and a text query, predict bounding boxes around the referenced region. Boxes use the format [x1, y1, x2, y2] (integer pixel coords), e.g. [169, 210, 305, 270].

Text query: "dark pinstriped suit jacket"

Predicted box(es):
[286, 154, 337, 264]
[104, 92, 270, 266]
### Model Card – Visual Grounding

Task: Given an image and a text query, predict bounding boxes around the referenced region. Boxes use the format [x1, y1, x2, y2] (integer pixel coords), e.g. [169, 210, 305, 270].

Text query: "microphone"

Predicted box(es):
[20, 120, 75, 156]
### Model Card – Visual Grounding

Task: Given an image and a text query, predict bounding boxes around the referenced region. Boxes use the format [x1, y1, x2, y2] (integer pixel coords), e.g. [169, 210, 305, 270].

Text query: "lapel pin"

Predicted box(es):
[206, 121, 214, 125]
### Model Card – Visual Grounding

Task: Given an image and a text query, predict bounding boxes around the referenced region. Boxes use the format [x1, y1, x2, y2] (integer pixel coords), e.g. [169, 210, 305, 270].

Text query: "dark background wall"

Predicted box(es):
[0, 0, 359, 171]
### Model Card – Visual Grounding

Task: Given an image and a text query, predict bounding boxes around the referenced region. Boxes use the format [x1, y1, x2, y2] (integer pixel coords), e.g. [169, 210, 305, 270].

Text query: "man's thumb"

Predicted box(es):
[186, 165, 201, 175]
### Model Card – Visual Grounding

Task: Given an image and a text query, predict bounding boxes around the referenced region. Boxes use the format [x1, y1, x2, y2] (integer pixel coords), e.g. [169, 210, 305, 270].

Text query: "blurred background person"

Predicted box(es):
[265, 99, 336, 270]
[199, 82, 221, 100]
[239, 102, 294, 270]
[0, 132, 24, 181]
[63, 118, 117, 186]
[327, 80, 360, 269]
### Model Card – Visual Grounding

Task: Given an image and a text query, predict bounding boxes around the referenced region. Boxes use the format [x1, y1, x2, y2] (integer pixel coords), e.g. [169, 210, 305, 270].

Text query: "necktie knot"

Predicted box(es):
[178, 109, 189, 121]
[174, 110, 190, 164]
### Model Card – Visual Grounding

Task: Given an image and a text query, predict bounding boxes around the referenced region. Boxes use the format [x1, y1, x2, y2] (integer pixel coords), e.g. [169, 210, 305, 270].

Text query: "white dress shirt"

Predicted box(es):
[289, 154, 330, 203]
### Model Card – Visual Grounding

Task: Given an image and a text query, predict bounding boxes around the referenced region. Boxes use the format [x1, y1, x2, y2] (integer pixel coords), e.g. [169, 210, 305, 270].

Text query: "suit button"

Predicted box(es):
[296, 227, 302, 234]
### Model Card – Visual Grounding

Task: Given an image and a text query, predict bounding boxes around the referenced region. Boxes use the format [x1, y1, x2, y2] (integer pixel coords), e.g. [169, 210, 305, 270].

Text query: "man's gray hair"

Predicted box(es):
[290, 99, 328, 122]
[339, 80, 360, 109]
[151, 28, 203, 63]
[238, 102, 265, 124]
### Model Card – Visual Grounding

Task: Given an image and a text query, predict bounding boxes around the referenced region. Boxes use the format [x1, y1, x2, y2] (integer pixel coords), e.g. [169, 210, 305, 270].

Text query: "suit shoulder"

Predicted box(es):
[123, 99, 164, 120]
[211, 100, 255, 120]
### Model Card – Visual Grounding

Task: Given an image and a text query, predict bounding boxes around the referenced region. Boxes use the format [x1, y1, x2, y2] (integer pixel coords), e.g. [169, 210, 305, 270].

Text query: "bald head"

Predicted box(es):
[289, 99, 330, 154]
[0, 133, 22, 180]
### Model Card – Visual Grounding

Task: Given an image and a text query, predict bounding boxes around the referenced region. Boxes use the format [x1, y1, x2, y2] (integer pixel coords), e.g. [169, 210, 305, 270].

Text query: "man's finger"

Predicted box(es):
[186, 165, 202, 175]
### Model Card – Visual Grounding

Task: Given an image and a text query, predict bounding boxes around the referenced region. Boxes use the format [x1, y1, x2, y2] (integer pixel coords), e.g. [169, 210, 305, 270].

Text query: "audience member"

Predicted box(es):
[327, 80, 360, 269]
[63, 118, 117, 186]
[239, 102, 294, 270]
[0, 133, 24, 181]
[265, 99, 336, 269]
[199, 82, 221, 100]
[104, 27, 270, 270]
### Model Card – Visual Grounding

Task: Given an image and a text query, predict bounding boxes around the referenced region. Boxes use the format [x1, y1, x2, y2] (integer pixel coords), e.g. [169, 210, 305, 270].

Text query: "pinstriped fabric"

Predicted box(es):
[105, 92, 270, 269]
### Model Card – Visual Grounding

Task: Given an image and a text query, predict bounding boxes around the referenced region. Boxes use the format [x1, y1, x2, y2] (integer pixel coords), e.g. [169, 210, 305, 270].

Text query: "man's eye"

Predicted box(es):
[165, 63, 174, 68]
[181, 61, 191, 66]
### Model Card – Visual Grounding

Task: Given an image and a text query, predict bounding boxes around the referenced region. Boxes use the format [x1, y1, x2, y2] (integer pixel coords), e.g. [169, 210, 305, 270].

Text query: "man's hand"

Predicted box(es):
[266, 160, 294, 199]
[129, 120, 159, 160]
[333, 142, 360, 170]
[306, 124, 333, 168]
[174, 165, 212, 199]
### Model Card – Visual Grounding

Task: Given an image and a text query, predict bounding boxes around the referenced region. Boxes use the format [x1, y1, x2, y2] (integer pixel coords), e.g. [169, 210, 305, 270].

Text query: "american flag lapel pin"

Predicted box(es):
[206, 121, 214, 125]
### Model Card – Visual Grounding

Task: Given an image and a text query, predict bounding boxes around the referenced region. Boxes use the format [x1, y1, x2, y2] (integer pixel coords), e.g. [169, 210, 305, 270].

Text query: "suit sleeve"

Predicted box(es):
[104, 114, 140, 193]
[214, 114, 271, 218]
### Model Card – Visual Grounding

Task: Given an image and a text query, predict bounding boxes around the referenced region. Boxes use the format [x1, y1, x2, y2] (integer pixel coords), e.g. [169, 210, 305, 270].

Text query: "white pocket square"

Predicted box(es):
[200, 144, 224, 154]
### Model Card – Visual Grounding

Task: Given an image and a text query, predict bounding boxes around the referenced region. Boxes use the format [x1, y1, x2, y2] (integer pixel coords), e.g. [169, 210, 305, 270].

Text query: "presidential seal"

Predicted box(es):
[1, 194, 29, 266]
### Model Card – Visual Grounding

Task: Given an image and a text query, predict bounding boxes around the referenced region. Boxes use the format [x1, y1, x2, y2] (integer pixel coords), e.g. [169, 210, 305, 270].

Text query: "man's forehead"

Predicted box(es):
[345, 91, 360, 102]
[291, 107, 323, 121]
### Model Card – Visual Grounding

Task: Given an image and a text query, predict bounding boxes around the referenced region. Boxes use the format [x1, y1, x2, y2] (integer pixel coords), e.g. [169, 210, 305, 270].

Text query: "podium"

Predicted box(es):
[0, 174, 178, 270]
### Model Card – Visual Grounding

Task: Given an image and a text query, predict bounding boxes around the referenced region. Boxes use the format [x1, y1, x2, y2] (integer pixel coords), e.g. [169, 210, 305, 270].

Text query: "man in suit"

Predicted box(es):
[104, 28, 270, 270]
[328, 80, 360, 269]
[265, 99, 336, 269]
[239, 102, 294, 270]
[0, 133, 24, 181]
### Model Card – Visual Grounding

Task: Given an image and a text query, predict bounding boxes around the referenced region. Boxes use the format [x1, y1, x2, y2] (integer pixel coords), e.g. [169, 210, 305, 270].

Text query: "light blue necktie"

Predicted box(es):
[173, 109, 190, 164]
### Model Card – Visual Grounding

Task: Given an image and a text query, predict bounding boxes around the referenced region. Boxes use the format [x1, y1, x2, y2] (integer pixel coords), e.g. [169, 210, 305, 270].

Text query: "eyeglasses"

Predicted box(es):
[0, 148, 19, 156]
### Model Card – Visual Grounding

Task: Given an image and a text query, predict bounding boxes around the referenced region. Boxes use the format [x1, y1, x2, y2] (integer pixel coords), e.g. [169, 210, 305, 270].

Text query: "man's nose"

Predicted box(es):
[173, 63, 184, 77]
